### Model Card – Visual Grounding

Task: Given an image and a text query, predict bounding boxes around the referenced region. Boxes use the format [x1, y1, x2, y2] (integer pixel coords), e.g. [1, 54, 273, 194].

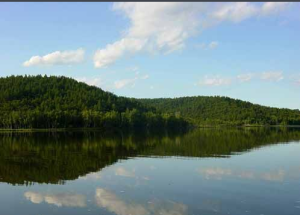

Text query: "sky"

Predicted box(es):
[0, 2, 300, 109]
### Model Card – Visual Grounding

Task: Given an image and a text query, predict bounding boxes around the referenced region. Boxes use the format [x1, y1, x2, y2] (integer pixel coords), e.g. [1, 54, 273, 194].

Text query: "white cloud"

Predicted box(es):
[261, 71, 284, 82]
[94, 38, 147, 68]
[199, 75, 232, 87]
[114, 72, 149, 89]
[212, 2, 292, 23]
[95, 188, 187, 215]
[115, 167, 135, 178]
[114, 78, 138, 89]
[24, 192, 86, 207]
[237, 73, 254, 82]
[196, 43, 207, 49]
[94, 3, 291, 68]
[199, 71, 285, 87]
[208, 41, 219, 49]
[261, 2, 291, 15]
[75, 77, 104, 87]
[288, 74, 300, 85]
[23, 48, 85, 67]
[140, 74, 149, 80]
[197, 41, 219, 50]
[212, 2, 259, 23]
[93, 3, 203, 68]
[128, 66, 139, 72]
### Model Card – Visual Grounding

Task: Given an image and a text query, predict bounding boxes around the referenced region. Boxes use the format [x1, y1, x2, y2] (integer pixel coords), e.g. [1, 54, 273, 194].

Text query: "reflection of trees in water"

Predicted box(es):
[0, 127, 300, 185]
[141, 127, 300, 157]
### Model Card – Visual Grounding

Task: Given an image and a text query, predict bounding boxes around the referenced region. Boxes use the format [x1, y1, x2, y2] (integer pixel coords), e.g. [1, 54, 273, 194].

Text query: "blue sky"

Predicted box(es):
[1, 2, 300, 109]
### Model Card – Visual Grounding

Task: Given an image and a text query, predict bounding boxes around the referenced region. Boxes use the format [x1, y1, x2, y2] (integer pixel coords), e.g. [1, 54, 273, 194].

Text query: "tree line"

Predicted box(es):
[139, 96, 300, 126]
[0, 75, 188, 130]
[2, 75, 299, 128]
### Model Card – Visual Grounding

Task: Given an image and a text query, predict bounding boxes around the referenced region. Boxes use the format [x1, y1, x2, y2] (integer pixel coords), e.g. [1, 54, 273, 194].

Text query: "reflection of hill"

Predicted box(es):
[139, 128, 300, 157]
[0, 128, 300, 185]
[0, 131, 139, 185]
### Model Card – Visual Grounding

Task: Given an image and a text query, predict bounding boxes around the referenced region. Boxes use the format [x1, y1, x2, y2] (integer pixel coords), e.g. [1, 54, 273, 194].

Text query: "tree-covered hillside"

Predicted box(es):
[0, 75, 188, 130]
[1, 75, 299, 129]
[139, 96, 300, 126]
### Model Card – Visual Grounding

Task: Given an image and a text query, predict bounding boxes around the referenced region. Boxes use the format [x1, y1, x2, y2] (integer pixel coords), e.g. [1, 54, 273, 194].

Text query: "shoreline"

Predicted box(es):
[196, 125, 300, 128]
[0, 128, 108, 133]
[1, 125, 300, 133]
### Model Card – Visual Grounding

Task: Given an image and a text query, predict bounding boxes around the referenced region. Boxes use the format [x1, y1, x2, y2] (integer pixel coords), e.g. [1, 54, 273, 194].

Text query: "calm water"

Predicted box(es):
[1, 128, 300, 215]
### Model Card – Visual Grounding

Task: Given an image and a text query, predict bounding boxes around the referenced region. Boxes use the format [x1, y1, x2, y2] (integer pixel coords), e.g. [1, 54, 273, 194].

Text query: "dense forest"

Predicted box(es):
[1, 75, 300, 129]
[139, 96, 300, 126]
[1, 127, 300, 185]
[0, 75, 188, 130]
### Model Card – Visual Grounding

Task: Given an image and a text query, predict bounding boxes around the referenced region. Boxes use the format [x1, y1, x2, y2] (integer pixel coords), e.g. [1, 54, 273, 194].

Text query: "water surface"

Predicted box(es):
[1, 128, 300, 215]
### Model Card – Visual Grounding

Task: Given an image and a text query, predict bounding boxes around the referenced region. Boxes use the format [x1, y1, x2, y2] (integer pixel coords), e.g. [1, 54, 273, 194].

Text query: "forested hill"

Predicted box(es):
[139, 97, 300, 126]
[0, 75, 187, 130]
[1, 75, 299, 129]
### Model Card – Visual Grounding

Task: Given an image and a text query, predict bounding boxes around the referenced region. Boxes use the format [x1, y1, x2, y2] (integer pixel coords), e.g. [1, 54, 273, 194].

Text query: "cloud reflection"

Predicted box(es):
[115, 167, 136, 178]
[24, 191, 86, 207]
[197, 167, 232, 180]
[95, 188, 147, 215]
[261, 170, 285, 182]
[114, 167, 150, 182]
[79, 172, 102, 180]
[197, 167, 286, 182]
[95, 188, 187, 215]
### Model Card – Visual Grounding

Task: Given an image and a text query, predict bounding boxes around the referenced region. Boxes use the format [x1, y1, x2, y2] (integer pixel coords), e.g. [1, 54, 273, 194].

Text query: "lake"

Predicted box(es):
[1, 128, 300, 215]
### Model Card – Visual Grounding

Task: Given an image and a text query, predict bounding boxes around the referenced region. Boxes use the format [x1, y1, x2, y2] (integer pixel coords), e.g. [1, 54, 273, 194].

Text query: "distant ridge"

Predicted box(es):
[139, 96, 300, 126]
